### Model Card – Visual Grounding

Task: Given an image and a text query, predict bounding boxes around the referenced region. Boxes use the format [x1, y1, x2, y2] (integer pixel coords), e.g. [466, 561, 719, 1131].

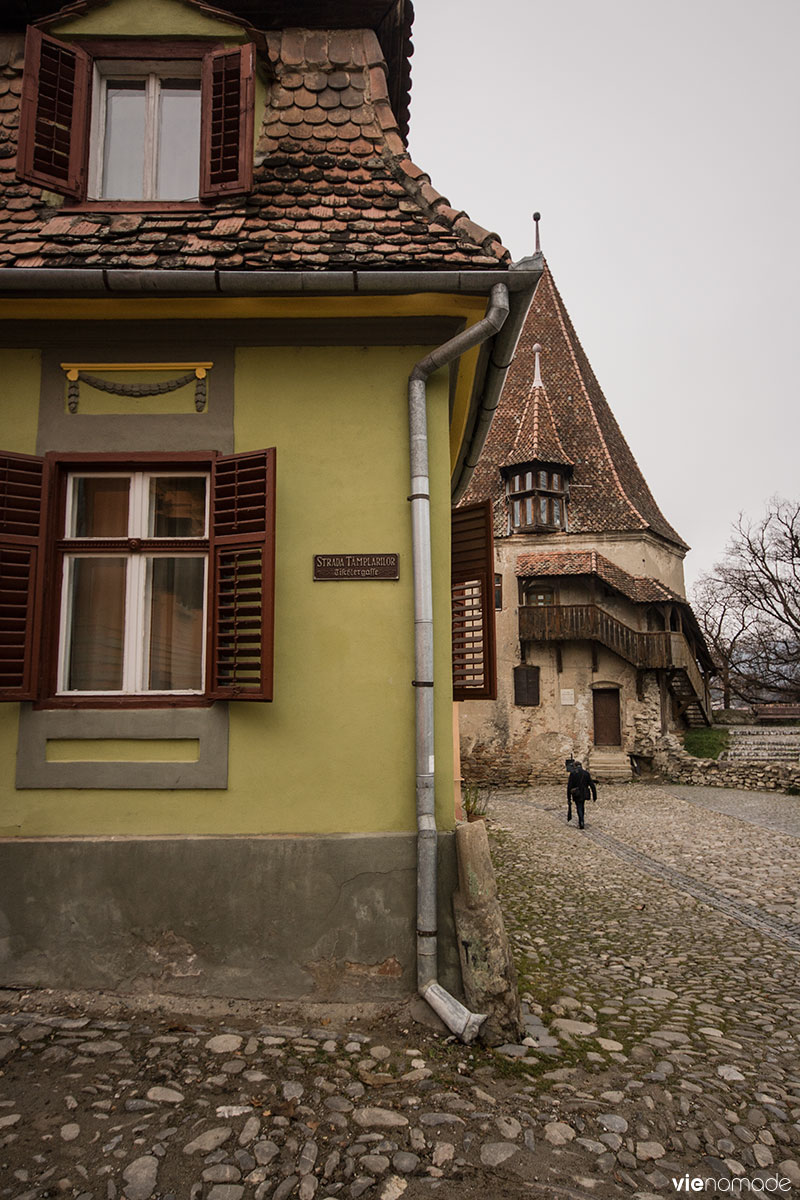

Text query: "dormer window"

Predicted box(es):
[92, 64, 202, 200]
[17, 28, 255, 204]
[505, 464, 568, 532]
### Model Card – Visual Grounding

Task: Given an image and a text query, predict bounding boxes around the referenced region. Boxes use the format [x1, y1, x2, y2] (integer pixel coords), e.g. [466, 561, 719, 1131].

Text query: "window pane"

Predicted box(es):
[149, 477, 207, 537]
[73, 477, 130, 537]
[103, 80, 146, 200]
[157, 80, 201, 200]
[539, 470, 548, 489]
[552, 473, 561, 491]
[539, 497, 549, 523]
[66, 557, 126, 690]
[512, 500, 520, 527]
[525, 471, 533, 490]
[553, 499, 562, 526]
[148, 557, 205, 690]
[525, 498, 533, 525]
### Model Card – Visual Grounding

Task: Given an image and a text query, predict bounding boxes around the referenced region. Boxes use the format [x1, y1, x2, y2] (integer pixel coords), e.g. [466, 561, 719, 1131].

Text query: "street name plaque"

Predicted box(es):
[314, 553, 399, 580]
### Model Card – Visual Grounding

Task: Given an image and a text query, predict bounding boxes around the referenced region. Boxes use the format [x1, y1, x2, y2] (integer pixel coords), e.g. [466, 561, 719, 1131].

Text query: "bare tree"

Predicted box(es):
[692, 497, 800, 705]
[691, 572, 754, 708]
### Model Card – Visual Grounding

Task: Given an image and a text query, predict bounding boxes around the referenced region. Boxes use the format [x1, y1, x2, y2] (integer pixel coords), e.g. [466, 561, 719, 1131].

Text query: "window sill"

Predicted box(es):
[34, 696, 215, 711]
[511, 525, 565, 534]
[62, 200, 211, 213]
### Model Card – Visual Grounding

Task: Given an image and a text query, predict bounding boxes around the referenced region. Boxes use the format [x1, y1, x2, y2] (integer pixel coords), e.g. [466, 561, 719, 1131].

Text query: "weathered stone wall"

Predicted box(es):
[459, 536, 692, 787]
[630, 673, 665, 758]
[654, 735, 800, 793]
[461, 662, 670, 787]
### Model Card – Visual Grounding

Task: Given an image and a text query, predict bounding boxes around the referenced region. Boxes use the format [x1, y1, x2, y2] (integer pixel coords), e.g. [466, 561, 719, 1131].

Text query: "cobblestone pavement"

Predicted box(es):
[666, 785, 800, 839]
[1, 783, 799, 1200]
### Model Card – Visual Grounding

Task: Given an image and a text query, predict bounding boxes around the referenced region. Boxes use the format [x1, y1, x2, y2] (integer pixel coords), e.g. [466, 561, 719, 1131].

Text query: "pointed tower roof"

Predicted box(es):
[464, 261, 688, 550]
[508, 342, 572, 468]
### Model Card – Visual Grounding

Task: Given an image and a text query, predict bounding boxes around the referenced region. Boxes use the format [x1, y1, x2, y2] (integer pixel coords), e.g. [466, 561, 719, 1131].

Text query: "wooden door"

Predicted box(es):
[593, 688, 621, 745]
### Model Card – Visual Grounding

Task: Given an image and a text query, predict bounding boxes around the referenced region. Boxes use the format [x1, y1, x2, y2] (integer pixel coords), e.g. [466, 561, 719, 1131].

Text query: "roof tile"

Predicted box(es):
[0, 26, 511, 274]
[463, 263, 686, 548]
[515, 550, 682, 605]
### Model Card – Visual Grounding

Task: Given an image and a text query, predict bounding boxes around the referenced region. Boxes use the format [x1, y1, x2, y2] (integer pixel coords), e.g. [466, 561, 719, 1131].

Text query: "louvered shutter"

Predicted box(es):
[200, 43, 255, 198]
[0, 452, 46, 700]
[208, 448, 275, 700]
[17, 27, 90, 198]
[451, 500, 497, 702]
[513, 665, 540, 707]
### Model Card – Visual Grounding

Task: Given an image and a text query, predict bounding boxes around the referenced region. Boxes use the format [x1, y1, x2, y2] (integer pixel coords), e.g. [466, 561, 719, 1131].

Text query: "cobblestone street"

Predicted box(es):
[1, 783, 799, 1200]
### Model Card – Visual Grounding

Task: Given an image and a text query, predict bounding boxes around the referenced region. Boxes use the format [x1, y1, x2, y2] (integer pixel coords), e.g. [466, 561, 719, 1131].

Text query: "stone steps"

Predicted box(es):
[722, 726, 800, 764]
[588, 748, 632, 782]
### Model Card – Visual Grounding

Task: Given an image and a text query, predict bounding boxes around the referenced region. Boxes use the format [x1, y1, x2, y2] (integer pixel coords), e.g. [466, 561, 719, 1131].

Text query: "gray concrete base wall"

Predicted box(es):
[0, 834, 462, 1002]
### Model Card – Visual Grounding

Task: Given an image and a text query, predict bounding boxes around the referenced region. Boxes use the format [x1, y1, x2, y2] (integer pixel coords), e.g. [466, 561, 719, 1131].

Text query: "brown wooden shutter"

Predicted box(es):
[208, 448, 275, 700]
[513, 664, 540, 707]
[17, 27, 90, 198]
[200, 43, 255, 198]
[0, 452, 45, 700]
[451, 500, 497, 701]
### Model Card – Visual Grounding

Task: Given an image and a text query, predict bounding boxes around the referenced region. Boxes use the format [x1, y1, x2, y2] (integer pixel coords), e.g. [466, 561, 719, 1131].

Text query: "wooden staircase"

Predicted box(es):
[519, 603, 711, 727]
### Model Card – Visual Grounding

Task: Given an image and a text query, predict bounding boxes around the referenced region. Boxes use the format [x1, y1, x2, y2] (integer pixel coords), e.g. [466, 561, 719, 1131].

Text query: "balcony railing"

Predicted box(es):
[519, 603, 711, 721]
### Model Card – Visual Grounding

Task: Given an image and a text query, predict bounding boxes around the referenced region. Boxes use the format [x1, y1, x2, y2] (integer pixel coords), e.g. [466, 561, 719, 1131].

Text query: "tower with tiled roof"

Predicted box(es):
[460, 261, 713, 784]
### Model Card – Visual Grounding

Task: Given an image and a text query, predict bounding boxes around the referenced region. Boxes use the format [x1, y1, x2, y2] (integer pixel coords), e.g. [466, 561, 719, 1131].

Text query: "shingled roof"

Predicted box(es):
[463, 263, 688, 549]
[515, 550, 683, 605]
[0, 18, 509, 271]
[12, 0, 415, 142]
[505, 344, 572, 469]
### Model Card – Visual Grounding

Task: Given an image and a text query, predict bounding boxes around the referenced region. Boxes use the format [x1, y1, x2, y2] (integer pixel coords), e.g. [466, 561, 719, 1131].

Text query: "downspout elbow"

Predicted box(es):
[409, 283, 510, 383]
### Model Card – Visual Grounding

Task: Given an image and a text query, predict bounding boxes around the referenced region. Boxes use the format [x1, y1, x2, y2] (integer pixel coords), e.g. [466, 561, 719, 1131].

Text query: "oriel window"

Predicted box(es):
[506, 465, 568, 532]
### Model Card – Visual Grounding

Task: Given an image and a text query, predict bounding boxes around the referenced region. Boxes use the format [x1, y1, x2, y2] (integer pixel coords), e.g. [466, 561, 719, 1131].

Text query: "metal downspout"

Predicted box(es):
[408, 282, 510, 1044]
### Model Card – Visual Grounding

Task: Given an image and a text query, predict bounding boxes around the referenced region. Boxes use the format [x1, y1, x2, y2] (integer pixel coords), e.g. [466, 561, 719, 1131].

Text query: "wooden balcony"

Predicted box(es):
[519, 603, 711, 726]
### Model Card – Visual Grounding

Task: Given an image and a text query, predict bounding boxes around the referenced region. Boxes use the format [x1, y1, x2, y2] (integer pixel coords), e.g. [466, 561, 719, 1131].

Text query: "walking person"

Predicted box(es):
[565, 758, 597, 829]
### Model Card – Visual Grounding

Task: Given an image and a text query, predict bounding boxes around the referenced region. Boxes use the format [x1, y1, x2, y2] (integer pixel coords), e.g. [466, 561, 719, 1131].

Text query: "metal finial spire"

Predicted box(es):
[533, 211, 541, 253]
[532, 342, 542, 388]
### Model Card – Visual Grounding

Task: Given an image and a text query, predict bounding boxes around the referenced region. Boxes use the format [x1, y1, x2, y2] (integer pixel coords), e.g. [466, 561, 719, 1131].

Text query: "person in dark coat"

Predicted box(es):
[565, 758, 597, 829]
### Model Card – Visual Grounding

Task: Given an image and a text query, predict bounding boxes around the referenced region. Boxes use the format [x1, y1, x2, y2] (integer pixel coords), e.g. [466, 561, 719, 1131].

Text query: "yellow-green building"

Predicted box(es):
[0, 0, 541, 1009]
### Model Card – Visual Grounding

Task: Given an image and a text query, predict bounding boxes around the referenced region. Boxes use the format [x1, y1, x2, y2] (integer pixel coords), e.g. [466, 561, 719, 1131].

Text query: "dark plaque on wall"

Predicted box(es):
[314, 554, 399, 580]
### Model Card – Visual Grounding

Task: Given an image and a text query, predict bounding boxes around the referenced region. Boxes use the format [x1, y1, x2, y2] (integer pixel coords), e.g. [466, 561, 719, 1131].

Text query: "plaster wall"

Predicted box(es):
[0, 339, 456, 838]
[53, 0, 248, 40]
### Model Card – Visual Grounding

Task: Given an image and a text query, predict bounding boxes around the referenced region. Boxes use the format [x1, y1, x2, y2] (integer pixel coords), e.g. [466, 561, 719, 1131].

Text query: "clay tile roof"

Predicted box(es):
[463, 262, 688, 549]
[4, 1, 415, 137]
[509, 362, 572, 469]
[0, 22, 510, 272]
[515, 550, 683, 605]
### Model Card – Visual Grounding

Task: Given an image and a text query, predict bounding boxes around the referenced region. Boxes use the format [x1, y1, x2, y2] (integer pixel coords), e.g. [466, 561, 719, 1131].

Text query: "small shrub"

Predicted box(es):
[683, 727, 729, 760]
[462, 782, 491, 821]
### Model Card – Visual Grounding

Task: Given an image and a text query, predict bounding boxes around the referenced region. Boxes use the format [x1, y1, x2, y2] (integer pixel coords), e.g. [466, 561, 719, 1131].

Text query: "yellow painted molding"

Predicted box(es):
[1, 295, 487, 322]
[61, 363, 213, 373]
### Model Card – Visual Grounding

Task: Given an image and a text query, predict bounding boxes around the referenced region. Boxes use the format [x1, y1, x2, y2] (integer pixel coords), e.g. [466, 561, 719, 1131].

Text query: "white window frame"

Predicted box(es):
[58, 471, 209, 696]
[88, 59, 202, 201]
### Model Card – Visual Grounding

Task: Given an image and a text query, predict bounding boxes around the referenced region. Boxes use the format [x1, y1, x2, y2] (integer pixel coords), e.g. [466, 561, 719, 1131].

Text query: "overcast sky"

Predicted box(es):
[407, 0, 800, 588]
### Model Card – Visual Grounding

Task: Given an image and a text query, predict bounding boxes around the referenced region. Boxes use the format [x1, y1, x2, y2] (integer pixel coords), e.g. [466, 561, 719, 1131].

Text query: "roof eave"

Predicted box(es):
[0, 266, 541, 297]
